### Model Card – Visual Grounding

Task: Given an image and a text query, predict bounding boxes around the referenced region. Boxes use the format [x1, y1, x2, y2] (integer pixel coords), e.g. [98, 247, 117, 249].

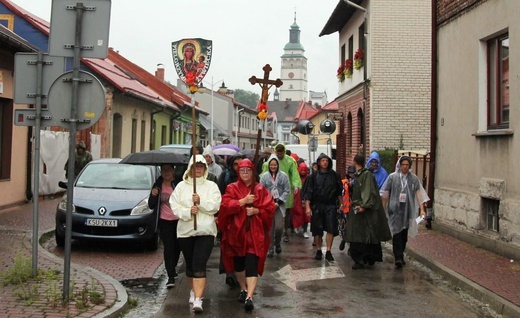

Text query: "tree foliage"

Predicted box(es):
[233, 89, 260, 107]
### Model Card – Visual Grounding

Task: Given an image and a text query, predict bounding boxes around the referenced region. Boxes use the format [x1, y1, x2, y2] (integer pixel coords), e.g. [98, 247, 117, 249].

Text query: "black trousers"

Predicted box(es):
[233, 253, 260, 277]
[178, 235, 214, 278]
[158, 218, 181, 279]
[349, 242, 383, 264]
[392, 228, 409, 261]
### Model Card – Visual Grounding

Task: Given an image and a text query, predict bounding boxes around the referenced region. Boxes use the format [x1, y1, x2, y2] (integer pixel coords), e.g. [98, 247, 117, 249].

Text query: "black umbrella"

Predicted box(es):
[120, 149, 189, 166]
[241, 149, 257, 160]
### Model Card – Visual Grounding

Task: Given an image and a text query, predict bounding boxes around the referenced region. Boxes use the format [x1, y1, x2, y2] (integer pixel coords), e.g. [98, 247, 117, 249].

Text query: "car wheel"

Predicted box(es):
[145, 233, 159, 251]
[55, 229, 65, 248]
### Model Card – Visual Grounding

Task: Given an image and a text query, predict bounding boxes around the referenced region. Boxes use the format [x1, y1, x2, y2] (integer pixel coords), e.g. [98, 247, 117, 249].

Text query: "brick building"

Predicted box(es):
[319, 0, 431, 176]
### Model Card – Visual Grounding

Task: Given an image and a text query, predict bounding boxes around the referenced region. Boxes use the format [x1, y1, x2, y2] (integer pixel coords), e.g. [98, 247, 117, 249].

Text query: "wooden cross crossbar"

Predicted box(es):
[248, 64, 283, 103]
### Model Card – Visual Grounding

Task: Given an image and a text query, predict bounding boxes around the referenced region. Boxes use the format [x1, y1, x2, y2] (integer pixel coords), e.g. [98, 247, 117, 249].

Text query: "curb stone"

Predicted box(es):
[40, 228, 129, 318]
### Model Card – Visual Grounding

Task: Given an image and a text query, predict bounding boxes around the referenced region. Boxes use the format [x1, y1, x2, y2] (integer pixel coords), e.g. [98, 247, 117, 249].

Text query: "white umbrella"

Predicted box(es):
[212, 147, 238, 156]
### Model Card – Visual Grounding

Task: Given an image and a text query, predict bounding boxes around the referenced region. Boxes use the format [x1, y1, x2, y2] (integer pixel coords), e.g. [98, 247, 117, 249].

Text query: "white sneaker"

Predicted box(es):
[294, 227, 301, 234]
[192, 297, 203, 312]
[189, 289, 195, 304]
[303, 231, 309, 239]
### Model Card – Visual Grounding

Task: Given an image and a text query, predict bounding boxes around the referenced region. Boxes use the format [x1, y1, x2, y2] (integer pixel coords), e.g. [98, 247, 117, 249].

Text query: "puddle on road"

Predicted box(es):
[120, 270, 169, 317]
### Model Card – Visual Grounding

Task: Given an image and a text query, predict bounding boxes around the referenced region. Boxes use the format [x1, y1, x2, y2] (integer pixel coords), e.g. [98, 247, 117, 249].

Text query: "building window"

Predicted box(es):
[481, 197, 499, 232]
[161, 125, 167, 146]
[140, 120, 146, 151]
[282, 133, 290, 143]
[348, 36, 354, 61]
[357, 108, 363, 147]
[358, 23, 365, 52]
[487, 34, 509, 129]
[347, 112, 353, 153]
[0, 98, 13, 180]
[341, 44, 346, 64]
[131, 118, 137, 153]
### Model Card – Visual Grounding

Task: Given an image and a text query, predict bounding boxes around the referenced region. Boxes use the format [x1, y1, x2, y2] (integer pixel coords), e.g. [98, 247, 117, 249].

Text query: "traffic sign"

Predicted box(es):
[14, 109, 53, 127]
[46, 70, 106, 130]
[14, 53, 66, 105]
[328, 112, 344, 120]
[49, 0, 111, 59]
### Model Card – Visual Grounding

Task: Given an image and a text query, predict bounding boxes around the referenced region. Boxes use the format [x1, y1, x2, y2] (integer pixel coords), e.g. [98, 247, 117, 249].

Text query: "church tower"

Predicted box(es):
[279, 12, 308, 102]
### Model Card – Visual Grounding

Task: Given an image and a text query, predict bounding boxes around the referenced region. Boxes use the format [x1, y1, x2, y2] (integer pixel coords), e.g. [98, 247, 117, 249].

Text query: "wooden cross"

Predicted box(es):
[248, 64, 283, 103]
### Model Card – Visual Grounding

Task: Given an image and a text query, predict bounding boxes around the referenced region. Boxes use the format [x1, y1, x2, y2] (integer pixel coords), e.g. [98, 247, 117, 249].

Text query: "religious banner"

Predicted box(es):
[171, 38, 212, 93]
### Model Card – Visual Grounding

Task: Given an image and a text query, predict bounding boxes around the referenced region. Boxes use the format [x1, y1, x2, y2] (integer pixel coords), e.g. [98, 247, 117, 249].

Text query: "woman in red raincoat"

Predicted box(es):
[219, 159, 275, 312]
[292, 162, 311, 238]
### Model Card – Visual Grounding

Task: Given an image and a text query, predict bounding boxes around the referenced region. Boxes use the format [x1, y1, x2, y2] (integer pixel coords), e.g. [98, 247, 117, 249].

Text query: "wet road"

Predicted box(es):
[45, 233, 500, 318]
[155, 237, 500, 318]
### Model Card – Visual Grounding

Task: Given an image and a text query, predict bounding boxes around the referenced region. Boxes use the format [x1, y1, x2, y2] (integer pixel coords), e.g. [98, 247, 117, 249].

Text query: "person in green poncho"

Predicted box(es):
[346, 154, 392, 270]
[262, 143, 301, 243]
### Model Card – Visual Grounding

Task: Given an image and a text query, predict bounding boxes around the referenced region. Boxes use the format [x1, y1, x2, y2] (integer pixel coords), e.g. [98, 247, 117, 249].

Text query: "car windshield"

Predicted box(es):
[75, 163, 153, 190]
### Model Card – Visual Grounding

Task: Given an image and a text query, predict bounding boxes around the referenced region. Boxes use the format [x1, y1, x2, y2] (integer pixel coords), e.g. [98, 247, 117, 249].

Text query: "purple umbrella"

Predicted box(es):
[212, 144, 240, 156]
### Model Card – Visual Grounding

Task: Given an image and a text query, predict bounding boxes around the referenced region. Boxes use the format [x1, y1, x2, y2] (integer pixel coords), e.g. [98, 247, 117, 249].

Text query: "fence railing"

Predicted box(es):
[393, 150, 432, 207]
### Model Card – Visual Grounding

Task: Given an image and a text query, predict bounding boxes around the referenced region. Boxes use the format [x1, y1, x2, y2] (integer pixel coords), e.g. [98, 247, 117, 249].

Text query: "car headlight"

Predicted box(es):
[131, 198, 153, 216]
[58, 198, 76, 213]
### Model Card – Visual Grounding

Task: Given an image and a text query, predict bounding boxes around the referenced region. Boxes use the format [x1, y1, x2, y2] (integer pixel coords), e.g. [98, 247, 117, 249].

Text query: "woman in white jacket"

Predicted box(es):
[170, 154, 221, 313]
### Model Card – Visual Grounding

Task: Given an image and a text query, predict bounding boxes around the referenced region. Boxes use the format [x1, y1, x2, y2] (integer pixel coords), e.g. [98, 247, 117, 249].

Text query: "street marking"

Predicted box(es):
[272, 264, 345, 291]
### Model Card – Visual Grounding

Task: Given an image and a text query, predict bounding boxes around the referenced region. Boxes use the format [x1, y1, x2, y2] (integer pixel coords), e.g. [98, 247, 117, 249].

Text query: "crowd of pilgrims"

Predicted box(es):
[147, 144, 428, 313]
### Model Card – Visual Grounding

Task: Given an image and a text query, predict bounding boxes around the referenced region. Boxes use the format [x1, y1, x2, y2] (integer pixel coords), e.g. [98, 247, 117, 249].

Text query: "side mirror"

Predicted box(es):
[58, 181, 68, 189]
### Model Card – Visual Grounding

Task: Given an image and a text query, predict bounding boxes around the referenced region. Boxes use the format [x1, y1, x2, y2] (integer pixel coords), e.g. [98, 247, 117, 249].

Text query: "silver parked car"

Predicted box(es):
[55, 158, 160, 250]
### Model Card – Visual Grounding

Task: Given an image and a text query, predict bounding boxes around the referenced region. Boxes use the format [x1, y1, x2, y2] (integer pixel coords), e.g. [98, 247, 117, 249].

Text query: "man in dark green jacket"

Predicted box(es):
[346, 155, 392, 270]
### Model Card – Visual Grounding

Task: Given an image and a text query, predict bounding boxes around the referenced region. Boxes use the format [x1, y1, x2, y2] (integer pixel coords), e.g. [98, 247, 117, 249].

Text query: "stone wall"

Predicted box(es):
[435, 187, 520, 249]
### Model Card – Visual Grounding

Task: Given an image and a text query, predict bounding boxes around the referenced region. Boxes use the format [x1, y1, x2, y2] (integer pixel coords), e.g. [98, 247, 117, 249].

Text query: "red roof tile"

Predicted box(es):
[294, 101, 321, 121]
[81, 57, 179, 110]
[107, 49, 207, 114]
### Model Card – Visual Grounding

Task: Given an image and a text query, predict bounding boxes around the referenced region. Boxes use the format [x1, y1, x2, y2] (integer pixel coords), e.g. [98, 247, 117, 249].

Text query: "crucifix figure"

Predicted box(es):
[245, 64, 283, 231]
[249, 64, 283, 104]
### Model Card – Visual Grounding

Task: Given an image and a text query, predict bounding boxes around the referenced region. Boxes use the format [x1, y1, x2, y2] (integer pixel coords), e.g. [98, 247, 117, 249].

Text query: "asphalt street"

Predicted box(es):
[154, 236, 500, 318]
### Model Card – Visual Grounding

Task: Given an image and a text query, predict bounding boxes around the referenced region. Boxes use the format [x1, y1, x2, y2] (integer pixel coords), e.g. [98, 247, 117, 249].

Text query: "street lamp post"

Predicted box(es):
[235, 108, 244, 146]
[203, 77, 225, 146]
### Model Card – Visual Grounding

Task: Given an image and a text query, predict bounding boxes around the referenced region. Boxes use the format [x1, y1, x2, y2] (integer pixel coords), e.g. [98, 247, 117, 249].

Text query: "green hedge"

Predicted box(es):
[375, 149, 396, 174]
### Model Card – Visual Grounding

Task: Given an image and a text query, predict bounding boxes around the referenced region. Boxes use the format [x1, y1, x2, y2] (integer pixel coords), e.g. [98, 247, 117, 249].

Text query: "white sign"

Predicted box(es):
[272, 264, 345, 291]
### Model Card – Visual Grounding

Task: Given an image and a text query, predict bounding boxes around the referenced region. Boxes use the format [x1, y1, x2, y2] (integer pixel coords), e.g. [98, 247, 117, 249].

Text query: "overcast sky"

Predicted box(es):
[11, 0, 341, 101]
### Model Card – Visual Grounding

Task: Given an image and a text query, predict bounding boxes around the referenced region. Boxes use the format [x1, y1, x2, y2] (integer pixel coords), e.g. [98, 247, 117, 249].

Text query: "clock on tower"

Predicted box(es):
[288, 72, 294, 79]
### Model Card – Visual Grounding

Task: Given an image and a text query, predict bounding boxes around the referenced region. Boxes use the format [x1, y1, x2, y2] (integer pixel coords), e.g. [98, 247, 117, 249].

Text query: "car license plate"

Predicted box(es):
[85, 219, 118, 227]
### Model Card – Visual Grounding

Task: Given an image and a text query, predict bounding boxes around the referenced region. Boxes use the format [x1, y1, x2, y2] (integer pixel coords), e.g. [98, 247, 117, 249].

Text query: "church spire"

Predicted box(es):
[285, 10, 304, 50]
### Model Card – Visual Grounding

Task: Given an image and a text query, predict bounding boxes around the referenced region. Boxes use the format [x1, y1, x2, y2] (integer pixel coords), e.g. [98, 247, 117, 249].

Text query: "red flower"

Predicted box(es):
[337, 64, 345, 76]
[185, 71, 196, 86]
[354, 49, 364, 61]
[257, 102, 269, 120]
[344, 59, 353, 71]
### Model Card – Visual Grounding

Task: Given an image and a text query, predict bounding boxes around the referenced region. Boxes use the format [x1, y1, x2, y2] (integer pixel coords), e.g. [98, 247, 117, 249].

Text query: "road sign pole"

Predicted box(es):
[63, 3, 85, 302]
[31, 51, 44, 276]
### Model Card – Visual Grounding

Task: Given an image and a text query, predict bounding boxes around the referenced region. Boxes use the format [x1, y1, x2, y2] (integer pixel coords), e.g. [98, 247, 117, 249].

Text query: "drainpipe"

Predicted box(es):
[427, 0, 438, 229]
